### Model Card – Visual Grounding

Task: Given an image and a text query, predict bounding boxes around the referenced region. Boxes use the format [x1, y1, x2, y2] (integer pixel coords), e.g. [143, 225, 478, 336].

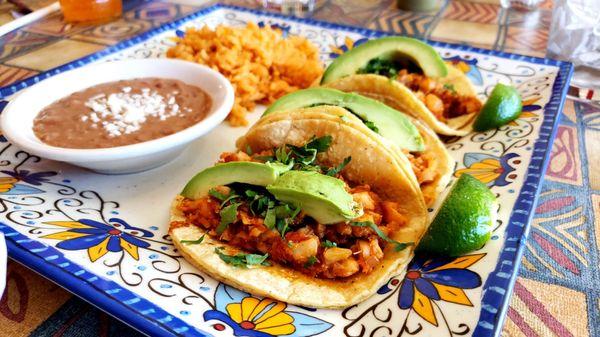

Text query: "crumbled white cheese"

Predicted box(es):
[82, 87, 184, 137]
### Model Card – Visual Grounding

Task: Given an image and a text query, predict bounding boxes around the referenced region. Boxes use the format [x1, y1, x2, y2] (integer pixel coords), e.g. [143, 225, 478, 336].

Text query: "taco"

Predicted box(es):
[262, 91, 453, 206]
[320, 36, 483, 136]
[170, 116, 428, 308]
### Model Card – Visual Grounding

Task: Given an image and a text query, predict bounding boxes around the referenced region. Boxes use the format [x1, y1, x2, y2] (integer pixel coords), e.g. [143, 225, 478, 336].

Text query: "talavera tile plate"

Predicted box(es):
[0, 4, 572, 337]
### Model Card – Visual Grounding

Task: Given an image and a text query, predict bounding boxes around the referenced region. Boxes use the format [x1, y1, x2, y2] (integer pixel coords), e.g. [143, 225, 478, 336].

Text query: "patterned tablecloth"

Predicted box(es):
[0, 0, 597, 336]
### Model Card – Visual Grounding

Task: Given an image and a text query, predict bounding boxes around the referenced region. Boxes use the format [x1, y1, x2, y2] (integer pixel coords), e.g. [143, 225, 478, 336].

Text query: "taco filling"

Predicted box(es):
[174, 136, 412, 279]
[358, 58, 482, 122]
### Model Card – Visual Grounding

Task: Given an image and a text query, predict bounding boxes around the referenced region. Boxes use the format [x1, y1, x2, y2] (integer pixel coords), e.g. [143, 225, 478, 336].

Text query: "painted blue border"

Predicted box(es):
[473, 58, 573, 336]
[0, 223, 212, 337]
[0, 4, 574, 337]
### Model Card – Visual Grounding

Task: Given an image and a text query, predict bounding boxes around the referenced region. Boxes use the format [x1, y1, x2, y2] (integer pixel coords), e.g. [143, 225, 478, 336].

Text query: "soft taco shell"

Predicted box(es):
[171, 117, 428, 309]
[250, 106, 453, 206]
[324, 65, 481, 136]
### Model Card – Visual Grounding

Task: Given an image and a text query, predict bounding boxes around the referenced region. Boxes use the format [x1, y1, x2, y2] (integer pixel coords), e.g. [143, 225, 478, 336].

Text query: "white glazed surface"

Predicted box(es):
[0, 59, 234, 174]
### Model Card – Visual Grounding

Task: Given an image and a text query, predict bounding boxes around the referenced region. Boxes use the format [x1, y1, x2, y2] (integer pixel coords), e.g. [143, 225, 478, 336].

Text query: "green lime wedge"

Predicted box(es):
[418, 174, 497, 256]
[473, 83, 522, 132]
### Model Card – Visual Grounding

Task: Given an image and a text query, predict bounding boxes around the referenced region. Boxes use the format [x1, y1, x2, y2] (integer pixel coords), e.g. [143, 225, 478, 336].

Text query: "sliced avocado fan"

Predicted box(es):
[263, 88, 425, 152]
[321, 36, 447, 84]
[181, 161, 290, 200]
[267, 170, 362, 224]
[181, 162, 362, 225]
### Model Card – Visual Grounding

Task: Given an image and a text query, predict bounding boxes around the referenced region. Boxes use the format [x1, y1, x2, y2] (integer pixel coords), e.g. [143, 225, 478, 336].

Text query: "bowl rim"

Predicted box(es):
[0, 58, 234, 162]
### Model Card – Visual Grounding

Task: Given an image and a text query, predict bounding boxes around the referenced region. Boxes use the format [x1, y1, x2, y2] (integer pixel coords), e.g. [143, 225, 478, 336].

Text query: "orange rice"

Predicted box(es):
[166, 23, 324, 126]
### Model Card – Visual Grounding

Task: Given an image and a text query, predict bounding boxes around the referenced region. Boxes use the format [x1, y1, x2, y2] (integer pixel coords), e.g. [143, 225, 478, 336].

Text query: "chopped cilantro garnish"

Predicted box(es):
[214, 247, 270, 268]
[321, 240, 338, 248]
[216, 202, 240, 234]
[358, 58, 401, 78]
[304, 256, 319, 268]
[271, 135, 333, 173]
[275, 146, 292, 165]
[180, 235, 205, 245]
[276, 218, 289, 238]
[306, 135, 332, 152]
[350, 221, 413, 252]
[363, 120, 380, 133]
[208, 188, 228, 201]
[326, 156, 351, 176]
[443, 83, 456, 93]
[245, 144, 253, 155]
[264, 206, 276, 229]
[220, 193, 240, 207]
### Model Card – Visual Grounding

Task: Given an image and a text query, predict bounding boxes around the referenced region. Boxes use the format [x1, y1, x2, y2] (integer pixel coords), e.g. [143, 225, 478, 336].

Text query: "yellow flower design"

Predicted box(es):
[455, 158, 504, 184]
[226, 298, 295, 335]
[0, 177, 18, 193]
[454, 153, 518, 187]
[204, 284, 332, 336]
[41, 218, 151, 262]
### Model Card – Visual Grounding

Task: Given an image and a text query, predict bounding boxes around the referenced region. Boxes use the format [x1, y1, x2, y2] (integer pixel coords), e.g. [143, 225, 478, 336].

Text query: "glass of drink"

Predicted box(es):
[500, 0, 544, 11]
[261, 0, 316, 17]
[59, 0, 122, 23]
[547, 0, 600, 90]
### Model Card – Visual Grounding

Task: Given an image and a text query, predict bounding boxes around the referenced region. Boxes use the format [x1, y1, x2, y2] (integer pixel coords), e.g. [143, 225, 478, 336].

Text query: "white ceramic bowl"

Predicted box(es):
[1, 59, 234, 174]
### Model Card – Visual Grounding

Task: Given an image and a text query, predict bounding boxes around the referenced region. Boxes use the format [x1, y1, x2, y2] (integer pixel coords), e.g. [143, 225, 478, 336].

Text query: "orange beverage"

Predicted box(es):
[59, 0, 122, 23]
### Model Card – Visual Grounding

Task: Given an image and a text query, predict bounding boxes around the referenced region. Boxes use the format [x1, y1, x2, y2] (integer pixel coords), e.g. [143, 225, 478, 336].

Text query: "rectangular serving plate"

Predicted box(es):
[0, 4, 572, 337]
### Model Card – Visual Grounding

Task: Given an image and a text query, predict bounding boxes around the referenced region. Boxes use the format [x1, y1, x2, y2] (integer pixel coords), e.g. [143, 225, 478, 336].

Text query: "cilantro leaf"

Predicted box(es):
[363, 120, 380, 133]
[220, 193, 240, 207]
[443, 83, 456, 93]
[245, 253, 270, 266]
[326, 156, 351, 176]
[216, 202, 240, 234]
[208, 188, 228, 201]
[306, 135, 332, 152]
[275, 146, 292, 165]
[264, 206, 276, 229]
[321, 240, 338, 248]
[304, 256, 318, 268]
[276, 218, 290, 238]
[350, 221, 413, 252]
[214, 247, 270, 268]
[180, 235, 205, 245]
[358, 58, 401, 78]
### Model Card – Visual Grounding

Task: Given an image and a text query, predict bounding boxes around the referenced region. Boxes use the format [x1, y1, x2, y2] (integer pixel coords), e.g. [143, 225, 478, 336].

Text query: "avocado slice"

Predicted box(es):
[267, 170, 363, 224]
[264, 88, 425, 152]
[181, 161, 290, 200]
[321, 36, 447, 84]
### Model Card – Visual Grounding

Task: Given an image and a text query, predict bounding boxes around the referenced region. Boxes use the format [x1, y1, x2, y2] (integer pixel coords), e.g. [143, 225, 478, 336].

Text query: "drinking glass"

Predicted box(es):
[500, 0, 544, 11]
[59, 0, 122, 23]
[547, 0, 600, 89]
[261, 0, 316, 17]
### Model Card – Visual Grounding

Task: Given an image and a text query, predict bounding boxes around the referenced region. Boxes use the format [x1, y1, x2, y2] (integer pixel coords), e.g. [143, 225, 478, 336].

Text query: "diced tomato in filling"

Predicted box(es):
[394, 69, 482, 122]
[176, 163, 408, 279]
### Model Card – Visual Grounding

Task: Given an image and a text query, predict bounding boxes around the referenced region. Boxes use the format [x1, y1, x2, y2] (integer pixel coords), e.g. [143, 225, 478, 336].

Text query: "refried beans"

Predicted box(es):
[33, 78, 212, 149]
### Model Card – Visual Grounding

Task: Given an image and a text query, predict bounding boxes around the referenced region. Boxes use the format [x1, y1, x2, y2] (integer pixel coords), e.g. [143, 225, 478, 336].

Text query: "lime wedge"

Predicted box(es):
[473, 83, 522, 132]
[418, 174, 497, 256]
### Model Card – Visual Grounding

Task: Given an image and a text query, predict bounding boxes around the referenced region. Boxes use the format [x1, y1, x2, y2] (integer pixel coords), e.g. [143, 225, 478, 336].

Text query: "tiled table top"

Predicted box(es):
[0, 1, 598, 337]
